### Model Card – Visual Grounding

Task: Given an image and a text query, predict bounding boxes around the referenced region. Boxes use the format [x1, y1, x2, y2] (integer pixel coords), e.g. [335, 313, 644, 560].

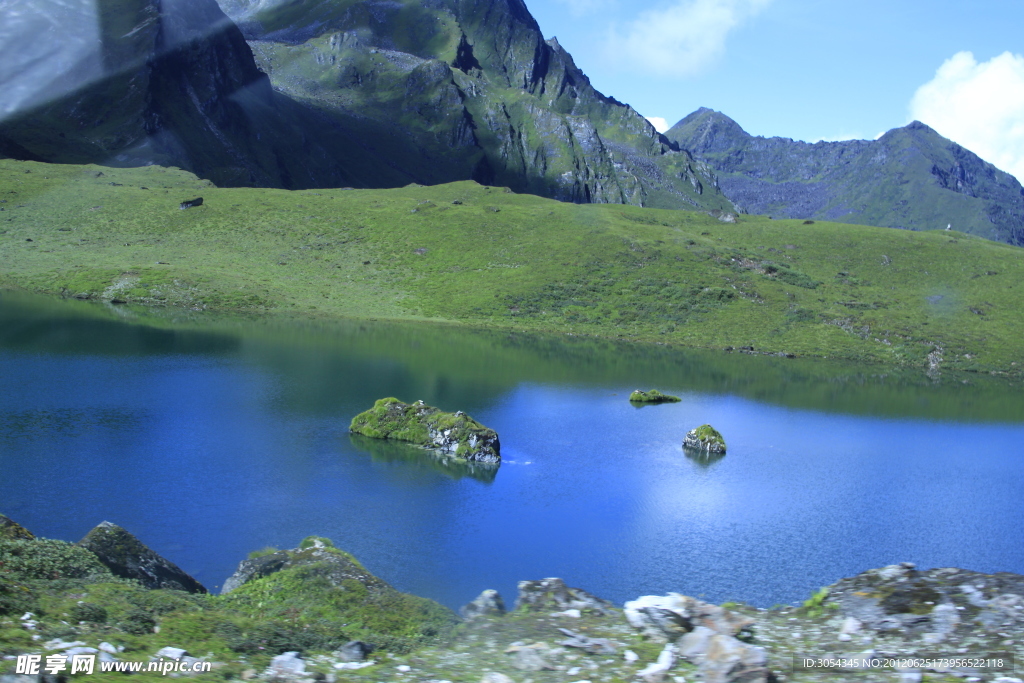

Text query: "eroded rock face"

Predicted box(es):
[513, 578, 613, 615]
[77, 522, 207, 593]
[349, 398, 500, 464]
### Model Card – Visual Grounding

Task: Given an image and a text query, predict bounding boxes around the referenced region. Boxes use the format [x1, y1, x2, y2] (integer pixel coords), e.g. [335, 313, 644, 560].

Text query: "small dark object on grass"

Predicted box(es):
[363, 260, 371, 265]
[803, 220, 815, 224]
[179, 197, 203, 209]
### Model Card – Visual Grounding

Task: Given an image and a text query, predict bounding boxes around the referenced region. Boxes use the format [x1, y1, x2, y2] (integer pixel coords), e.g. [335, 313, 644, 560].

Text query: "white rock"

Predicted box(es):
[899, 670, 922, 683]
[837, 633, 852, 642]
[269, 651, 305, 677]
[480, 674, 516, 683]
[396, 665, 411, 672]
[678, 626, 716, 659]
[636, 644, 676, 683]
[567, 667, 581, 675]
[840, 617, 862, 634]
[20, 612, 34, 620]
[624, 650, 639, 663]
[994, 677, 1024, 683]
[155, 647, 189, 659]
[551, 609, 582, 618]
[44, 639, 86, 650]
[334, 661, 375, 670]
[99, 642, 119, 654]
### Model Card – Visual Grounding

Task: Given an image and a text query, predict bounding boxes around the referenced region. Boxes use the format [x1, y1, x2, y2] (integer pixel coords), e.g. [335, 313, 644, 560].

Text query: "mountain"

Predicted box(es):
[666, 108, 1024, 245]
[0, 0, 731, 212]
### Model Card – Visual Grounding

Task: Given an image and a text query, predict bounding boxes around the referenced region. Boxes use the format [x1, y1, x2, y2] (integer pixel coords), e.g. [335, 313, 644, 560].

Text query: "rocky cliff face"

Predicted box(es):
[667, 108, 1024, 245]
[217, 0, 731, 209]
[0, 0, 731, 210]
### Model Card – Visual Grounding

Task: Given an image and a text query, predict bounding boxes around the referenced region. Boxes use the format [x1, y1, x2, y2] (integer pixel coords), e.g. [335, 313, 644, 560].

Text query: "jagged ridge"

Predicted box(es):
[666, 108, 1024, 245]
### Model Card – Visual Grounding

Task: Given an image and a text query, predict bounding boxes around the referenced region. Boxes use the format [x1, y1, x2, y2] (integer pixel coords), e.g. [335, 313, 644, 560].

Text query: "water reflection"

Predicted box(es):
[348, 434, 499, 484]
[683, 446, 726, 469]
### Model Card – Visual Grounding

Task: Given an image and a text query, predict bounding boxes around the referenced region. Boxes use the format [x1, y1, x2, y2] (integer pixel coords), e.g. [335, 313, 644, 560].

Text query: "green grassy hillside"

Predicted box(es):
[2, 159, 1022, 377]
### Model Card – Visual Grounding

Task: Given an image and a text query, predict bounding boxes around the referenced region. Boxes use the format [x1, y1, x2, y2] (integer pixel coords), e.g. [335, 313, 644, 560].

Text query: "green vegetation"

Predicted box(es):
[1, 159, 1023, 379]
[0, 534, 458, 671]
[684, 424, 727, 454]
[799, 587, 835, 618]
[628, 389, 682, 403]
[349, 397, 500, 462]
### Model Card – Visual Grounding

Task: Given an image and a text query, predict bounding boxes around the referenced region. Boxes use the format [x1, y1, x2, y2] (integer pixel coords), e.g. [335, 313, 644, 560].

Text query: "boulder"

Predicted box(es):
[350, 398, 500, 463]
[334, 641, 372, 662]
[625, 594, 753, 641]
[461, 589, 506, 620]
[683, 424, 727, 454]
[0, 514, 34, 540]
[700, 634, 768, 683]
[220, 541, 391, 596]
[78, 522, 207, 593]
[513, 578, 613, 615]
[827, 563, 1024, 640]
[179, 197, 203, 209]
[629, 389, 681, 404]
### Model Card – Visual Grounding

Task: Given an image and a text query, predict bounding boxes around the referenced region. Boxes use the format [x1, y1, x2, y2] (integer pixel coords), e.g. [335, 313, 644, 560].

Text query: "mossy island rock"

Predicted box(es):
[350, 397, 500, 464]
[78, 521, 208, 593]
[683, 424, 727, 454]
[629, 389, 682, 404]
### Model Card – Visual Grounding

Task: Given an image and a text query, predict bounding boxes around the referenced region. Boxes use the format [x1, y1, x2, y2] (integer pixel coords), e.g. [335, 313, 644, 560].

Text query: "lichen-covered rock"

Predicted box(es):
[827, 563, 1024, 642]
[77, 522, 207, 593]
[461, 589, 506, 621]
[513, 578, 613, 615]
[350, 398, 500, 464]
[0, 514, 34, 540]
[683, 424, 727, 454]
[629, 389, 682, 404]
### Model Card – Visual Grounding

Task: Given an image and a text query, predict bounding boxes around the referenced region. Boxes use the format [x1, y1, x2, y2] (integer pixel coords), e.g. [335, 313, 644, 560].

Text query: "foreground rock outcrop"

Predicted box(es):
[4, 513, 1024, 683]
[78, 521, 207, 593]
[350, 397, 500, 464]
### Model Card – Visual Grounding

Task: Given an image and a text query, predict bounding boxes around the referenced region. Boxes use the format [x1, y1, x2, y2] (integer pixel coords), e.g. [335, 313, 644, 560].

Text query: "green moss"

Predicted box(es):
[349, 397, 499, 462]
[800, 587, 831, 618]
[247, 546, 280, 559]
[628, 389, 681, 403]
[0, 538, 112, 582]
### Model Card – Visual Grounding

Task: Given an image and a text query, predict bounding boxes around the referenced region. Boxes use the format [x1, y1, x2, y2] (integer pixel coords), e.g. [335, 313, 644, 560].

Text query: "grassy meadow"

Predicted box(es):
[1, 158, 1022, 377]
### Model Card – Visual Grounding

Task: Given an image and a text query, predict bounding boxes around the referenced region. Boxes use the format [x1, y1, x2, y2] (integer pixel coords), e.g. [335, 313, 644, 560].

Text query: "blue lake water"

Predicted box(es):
[2, 292, 1023, 610]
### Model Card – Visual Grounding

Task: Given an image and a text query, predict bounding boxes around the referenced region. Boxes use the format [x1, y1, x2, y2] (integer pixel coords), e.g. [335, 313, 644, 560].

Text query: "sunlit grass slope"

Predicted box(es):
[2, 159, 1022, 375]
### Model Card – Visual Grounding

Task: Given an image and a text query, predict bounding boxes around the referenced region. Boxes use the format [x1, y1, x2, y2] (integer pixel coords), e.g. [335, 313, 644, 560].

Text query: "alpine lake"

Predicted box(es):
[2, 291, 1023, 611]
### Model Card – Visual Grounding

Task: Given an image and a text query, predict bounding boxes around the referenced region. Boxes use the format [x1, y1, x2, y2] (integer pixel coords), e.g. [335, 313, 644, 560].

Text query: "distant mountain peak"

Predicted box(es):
[666, 109, 1024, 245]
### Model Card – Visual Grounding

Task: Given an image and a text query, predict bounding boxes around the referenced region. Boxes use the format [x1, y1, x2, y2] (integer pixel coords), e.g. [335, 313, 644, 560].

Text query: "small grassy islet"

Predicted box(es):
[2, 159, 1023, 378]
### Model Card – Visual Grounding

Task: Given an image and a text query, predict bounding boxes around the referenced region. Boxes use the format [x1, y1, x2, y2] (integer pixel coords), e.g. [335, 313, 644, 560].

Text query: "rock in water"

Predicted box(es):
[0, 513, 35, 540]
[683, 424, 727, 454]
[349, 398, 500, 463]
[78, 522, 208, 593]
[629, 389, 682, 404]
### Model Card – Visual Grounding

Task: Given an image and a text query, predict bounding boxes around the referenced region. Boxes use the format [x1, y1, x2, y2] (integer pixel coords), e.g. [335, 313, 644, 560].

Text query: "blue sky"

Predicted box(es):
[525, 0, 1024, 180]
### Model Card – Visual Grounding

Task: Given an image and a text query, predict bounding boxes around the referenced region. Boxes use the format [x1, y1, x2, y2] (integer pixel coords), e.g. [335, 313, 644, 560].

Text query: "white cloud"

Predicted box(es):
[909, 51, 1024, 183]
[646, 116, 670, 132]
[607, 0, 772, 78]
